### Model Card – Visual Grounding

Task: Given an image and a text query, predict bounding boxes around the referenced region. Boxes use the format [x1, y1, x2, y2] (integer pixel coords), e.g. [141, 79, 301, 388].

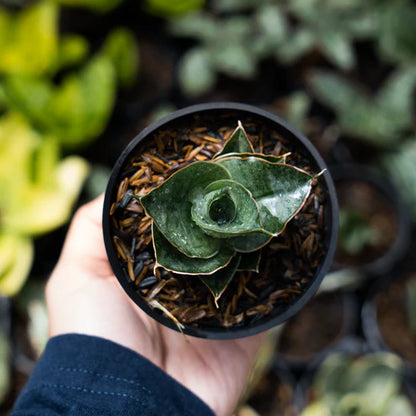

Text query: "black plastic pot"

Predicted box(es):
[362, 276, 416, 379]
[276, 290, 359, 370]
[330, 164, 411, 279]
[103, 102, 338, 339]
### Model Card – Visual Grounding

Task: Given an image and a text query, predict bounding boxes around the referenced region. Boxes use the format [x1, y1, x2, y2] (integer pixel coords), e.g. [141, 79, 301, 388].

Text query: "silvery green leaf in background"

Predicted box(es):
[282, 0, 377, 69]
[338, 208, 379, 255]
[277, 30, 315, 64]
[377, 2, 416, 64]
[282, 91, 312, 131]
[384, 138, 416, 221]
[178, 48, 216, 96]
[252, 4, 288, 58]
[170, 13, 220, 42]
[320, 33, 355, 70]
[309, 69, 416, 147]
[211, 42, 256, 79]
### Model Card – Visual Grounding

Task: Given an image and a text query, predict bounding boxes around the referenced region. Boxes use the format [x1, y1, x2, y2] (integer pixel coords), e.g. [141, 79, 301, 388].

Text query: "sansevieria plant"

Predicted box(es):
[139, 122, 315, 304]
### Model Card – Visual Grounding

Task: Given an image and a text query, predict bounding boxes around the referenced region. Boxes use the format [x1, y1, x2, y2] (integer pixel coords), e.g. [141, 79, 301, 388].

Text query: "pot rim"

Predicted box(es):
[103, 102, 339, 339]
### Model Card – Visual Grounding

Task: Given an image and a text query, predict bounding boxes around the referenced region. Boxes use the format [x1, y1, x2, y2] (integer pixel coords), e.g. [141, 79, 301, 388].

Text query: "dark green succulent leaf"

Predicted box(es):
[153, 224, 234, 275]
[200, 253, 241, 304]
[238, 250, 261, 272]
[215, 152, 286, 163]
[218, 157, 313, 236]
[226, 230, 272, 252]
[141, 162, 231, 259]
[215, 121, 254, 158]
[191, 179, 265, 238]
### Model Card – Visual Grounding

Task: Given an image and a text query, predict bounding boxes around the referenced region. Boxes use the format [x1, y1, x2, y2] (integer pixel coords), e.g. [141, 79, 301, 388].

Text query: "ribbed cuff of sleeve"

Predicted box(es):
[12, 334, 215, 416]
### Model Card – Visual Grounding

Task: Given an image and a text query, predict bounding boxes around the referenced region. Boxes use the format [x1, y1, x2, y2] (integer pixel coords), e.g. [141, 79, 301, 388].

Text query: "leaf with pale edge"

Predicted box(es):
[200, 254, 241, 303]
[218, 157, 313, 236]
[141, 162, 231, 259]
[215, 121, 254, 158]
[153, 224, 234, 275]
[191, 179, 267, 238]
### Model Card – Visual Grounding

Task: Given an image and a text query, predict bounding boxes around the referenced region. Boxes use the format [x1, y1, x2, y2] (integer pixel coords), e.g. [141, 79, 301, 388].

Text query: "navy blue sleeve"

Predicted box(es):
[11, 334, 215, 416]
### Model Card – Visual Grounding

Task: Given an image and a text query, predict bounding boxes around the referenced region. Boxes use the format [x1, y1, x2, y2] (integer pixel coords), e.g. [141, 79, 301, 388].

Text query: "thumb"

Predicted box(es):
[57, 195, 112, 277]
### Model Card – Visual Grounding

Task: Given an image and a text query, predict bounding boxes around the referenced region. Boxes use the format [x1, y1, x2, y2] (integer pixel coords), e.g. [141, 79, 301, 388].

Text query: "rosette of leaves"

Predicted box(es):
[139, 122, 314, 303]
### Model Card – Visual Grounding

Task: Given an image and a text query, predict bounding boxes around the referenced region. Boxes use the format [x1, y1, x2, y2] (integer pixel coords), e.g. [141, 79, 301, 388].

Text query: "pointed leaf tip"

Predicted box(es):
[215, 121, 254, 158]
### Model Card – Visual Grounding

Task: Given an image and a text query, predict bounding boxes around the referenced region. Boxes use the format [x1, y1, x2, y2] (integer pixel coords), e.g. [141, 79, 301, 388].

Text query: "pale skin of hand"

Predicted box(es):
[46, 196, 266, 416]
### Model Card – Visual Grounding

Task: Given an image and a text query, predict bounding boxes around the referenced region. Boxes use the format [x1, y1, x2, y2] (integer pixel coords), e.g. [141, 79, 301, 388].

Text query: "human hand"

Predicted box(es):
[46, 196, 266, 416]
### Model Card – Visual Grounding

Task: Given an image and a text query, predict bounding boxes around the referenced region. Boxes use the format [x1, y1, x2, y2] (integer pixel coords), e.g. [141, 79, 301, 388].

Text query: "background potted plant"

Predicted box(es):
[275, 290, 358, 368]
[363, 272, 416, 377]
[330, 164, 411, 280]
[103, 102, 338, 338]
[298, 351, 414, 415]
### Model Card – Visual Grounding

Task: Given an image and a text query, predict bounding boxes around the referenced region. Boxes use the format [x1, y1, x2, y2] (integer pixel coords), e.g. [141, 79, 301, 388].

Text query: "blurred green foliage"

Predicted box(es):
[301, 353, 414, 416]
[145, 0, 205, 18]
[54, 0, 123, 13]
[384, 138, 416, 221]
[0, 329, 10, 403]
[0, 1, 59, 77]
[102, 27, 140, 88]
[0, 0, 139, 296]
[309, 68, 416, 147]
[2, 55, 116, 149]
[170, 4, 287, 96]
[169, 0, 382, 95]
[338, 209, 379, 255]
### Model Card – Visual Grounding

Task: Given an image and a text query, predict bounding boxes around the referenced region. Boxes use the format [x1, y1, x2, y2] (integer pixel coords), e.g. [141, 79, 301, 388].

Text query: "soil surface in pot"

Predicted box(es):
[109, 112, 330, 330]
[334, 179, 398, 268]
[376, 275, 416, 365]
[277, 292, 348, 358]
